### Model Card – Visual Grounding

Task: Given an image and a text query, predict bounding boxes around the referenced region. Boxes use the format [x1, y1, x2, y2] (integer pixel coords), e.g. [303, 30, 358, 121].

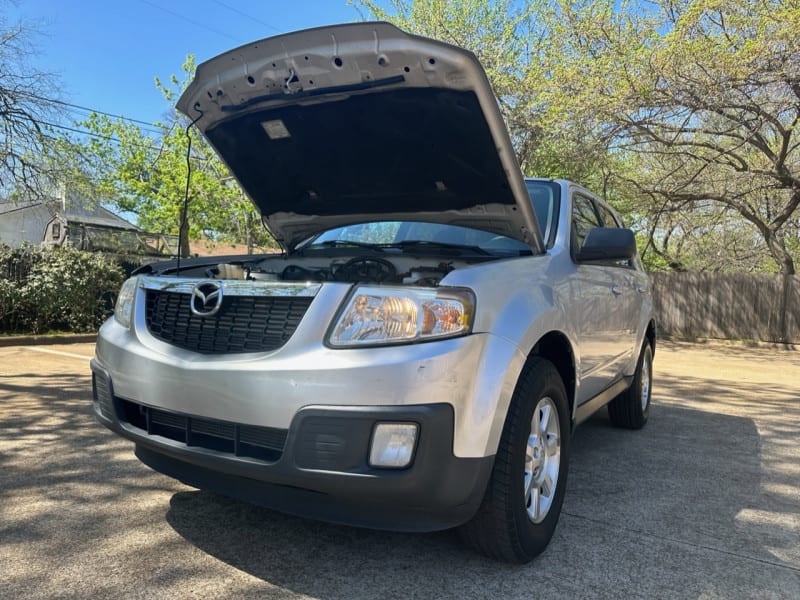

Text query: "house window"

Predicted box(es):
[52, 222, 61, 240]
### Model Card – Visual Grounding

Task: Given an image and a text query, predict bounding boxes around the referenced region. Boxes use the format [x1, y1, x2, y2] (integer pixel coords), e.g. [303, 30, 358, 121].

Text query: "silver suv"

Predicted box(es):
[91, 22, 655, 563]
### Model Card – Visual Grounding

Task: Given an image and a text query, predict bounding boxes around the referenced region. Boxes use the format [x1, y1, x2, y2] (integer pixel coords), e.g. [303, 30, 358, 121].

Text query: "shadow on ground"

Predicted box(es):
[0, 369, 183, 596]
[2, 346, 799, 598]
[163, 393, 800, 598]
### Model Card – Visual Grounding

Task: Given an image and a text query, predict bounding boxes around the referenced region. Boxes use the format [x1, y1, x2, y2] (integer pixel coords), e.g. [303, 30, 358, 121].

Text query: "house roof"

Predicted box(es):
[1, 196, 139, 230]
[64, 202, 141, 231]
[0, 200, 44, 216]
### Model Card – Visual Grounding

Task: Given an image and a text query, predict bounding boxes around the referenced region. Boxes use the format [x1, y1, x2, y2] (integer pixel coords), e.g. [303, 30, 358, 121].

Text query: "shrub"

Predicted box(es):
[0, 244, 124, 334]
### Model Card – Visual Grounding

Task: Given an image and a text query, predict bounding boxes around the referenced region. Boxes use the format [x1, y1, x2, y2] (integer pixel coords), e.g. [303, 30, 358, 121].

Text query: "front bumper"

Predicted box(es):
[92, 360, 493, 531]
[95, 315, 525, 458]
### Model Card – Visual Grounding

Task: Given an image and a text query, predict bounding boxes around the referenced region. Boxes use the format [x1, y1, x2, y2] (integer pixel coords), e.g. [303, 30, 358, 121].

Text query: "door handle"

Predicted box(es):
[636, 284, 647, 294]
[611, 285, 622, 296]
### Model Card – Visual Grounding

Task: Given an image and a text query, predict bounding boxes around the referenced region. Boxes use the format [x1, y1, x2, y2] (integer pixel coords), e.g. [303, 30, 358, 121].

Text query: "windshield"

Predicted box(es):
[307, 221, 528, 255]
[301, 181, 559, 255]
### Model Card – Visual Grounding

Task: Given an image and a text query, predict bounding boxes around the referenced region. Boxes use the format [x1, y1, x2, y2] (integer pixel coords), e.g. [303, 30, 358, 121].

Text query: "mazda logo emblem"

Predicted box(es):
[190, 281, 223, 317]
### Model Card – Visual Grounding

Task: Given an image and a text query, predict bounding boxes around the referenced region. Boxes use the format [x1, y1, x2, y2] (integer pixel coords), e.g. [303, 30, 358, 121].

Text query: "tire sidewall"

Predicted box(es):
[509, 362, 571, 558]
[638, 343, 653, 421]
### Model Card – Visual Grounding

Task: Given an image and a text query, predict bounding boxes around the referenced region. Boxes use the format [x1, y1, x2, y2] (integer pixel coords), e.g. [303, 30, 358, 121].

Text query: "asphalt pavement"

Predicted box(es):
[1, 341, 798, 599]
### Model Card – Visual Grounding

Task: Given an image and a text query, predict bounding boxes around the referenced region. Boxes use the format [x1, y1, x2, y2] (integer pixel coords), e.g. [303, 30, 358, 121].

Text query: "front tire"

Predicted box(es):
[459, 357, 570, 563]
[608, 342, 653, 429]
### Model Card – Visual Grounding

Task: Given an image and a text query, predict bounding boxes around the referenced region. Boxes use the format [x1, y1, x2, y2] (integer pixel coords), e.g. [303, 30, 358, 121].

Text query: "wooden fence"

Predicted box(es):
[649, 272, 799, 344]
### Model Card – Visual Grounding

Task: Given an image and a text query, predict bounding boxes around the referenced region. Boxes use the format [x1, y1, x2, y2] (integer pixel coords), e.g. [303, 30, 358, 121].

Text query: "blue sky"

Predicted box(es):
[8, 0, 370, 128]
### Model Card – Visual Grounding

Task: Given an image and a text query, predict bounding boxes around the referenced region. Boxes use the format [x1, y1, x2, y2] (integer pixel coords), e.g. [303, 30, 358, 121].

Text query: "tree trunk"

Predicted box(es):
[178, 205, 190, 258]
[764, 229, 795, 276]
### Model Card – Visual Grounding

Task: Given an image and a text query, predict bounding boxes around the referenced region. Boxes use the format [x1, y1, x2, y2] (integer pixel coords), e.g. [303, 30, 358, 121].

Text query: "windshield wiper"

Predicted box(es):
[301, 239, 387, 253]
[387, 240, 493, 256]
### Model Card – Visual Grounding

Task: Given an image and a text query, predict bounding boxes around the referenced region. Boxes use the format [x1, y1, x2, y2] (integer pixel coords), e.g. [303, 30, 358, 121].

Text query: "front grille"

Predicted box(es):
[145, 290, 313, 354]
[118, 399, 287, 462]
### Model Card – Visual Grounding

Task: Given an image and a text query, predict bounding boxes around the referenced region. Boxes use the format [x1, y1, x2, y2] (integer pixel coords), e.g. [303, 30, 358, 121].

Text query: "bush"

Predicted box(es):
[0, 277, 20, 328]
[0, 244, 124, 334]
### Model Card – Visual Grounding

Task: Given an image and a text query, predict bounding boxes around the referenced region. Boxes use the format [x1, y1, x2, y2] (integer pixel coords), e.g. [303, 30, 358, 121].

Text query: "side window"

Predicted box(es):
[525, 181, 558, 248]
[572, 194, 602, 249]
[597, 202, 622, 228]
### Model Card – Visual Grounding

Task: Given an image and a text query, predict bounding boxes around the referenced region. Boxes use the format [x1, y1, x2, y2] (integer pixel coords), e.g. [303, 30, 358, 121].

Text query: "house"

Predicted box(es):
[0, 195, 178, 257]
[0, 199, 51, 246]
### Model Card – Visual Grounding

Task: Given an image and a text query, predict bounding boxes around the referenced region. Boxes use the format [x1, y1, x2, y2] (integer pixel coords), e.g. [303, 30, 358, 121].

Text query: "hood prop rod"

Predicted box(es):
[176, 105, 204, 275]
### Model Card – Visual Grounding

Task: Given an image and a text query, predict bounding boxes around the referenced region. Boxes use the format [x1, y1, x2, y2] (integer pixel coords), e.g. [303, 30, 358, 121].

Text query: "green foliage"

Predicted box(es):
[541, 0, 800, 273]
[0, 244, 124, 334]
[359, 0, 800, 274]
[17, 1, 795, 273]
[357, 1, 580, 175]
[0, 278, 19, 326]
[73, 56, 276, 255]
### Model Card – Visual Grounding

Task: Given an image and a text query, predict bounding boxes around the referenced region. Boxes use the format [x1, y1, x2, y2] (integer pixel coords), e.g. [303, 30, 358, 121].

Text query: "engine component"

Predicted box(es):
[333, 257, 396, 283]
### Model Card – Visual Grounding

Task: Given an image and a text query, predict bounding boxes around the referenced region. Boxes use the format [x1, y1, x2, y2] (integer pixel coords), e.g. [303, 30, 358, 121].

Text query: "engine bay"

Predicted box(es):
[143, 253, 479, 287]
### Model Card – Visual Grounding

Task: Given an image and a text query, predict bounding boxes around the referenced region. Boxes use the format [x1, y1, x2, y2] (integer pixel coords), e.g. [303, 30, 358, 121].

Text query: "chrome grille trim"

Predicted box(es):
[138, 275, 321, 297]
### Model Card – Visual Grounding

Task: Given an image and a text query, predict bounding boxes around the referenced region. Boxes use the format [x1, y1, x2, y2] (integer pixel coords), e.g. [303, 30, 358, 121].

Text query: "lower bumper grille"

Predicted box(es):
[118, 399, 287, 463]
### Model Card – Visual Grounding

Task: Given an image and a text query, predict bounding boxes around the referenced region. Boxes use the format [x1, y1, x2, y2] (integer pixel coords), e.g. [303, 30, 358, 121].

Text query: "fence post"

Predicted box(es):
[777, 273, 792, 344]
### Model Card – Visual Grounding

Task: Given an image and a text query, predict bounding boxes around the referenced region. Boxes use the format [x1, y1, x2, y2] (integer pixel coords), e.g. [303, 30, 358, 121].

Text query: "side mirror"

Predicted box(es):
[576, 227, 636, 262]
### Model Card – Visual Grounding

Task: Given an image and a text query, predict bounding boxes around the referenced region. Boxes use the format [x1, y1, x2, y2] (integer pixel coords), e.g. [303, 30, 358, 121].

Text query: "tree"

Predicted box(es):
[355, 0, 614, 183]
[77, 57, 276, 256]
[0, 12, 64, 197]
[355, 0, 647, 234]
[359, 1, 800, 276]
[547, 0, 800, 275]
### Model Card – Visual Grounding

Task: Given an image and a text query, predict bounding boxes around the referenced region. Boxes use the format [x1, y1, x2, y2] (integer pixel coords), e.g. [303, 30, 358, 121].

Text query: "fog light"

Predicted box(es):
[369, 423, 418, 468]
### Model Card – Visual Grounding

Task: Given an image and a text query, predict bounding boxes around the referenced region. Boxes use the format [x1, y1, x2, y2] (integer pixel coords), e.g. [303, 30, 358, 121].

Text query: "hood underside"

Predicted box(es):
[177, 22, 542, 252]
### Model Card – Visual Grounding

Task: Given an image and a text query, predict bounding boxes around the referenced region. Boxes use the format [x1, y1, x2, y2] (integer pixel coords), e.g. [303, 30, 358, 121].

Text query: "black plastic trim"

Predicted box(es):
[89, 365, 493, 532]
[574, 376, 632, 426]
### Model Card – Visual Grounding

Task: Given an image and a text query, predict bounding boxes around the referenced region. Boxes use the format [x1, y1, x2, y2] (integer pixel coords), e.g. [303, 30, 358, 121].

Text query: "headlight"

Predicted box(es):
[114, 276, 138, 329]
[328, 286, 475, 347]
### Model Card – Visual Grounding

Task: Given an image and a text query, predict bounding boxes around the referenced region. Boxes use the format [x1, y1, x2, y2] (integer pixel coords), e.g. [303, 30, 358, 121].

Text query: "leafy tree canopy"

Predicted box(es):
[74, 57, 275, 256]
[359, 0, 800, 274]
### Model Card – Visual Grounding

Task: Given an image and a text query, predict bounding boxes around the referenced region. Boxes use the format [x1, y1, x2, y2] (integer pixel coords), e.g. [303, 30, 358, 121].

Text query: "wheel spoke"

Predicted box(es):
[528, 434, 538, 455]
[541, 473, 554, 498]
[524, 469, 533, 499]
[539, 403, 551, 434]
[545, 432, 559, 456]
[531, 408, 542, 435]
[544, 436, 560, 461]
[529, 486, 540, 521]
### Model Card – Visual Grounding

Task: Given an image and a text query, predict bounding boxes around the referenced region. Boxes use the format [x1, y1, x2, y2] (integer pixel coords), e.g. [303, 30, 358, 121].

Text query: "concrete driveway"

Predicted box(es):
[1, 341, 798, 598]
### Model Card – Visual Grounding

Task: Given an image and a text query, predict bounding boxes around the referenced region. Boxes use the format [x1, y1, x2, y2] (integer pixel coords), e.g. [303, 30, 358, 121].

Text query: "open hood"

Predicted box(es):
[177, 22, 543, 253]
